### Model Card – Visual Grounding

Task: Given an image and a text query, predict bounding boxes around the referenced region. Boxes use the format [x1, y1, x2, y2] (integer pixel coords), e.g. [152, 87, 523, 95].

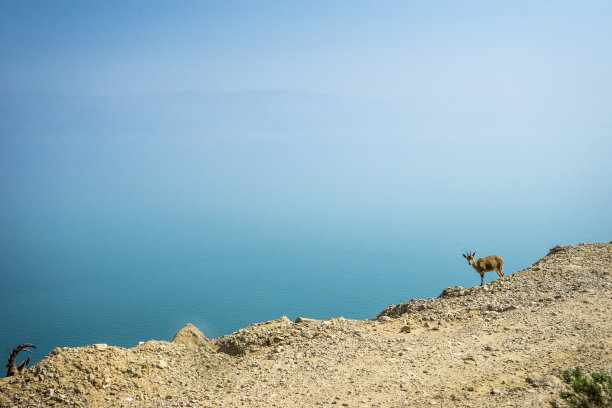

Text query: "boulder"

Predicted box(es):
[295, 317, 318, 323]
[172, 324, 214, 351]
[438, 286, 467, 299]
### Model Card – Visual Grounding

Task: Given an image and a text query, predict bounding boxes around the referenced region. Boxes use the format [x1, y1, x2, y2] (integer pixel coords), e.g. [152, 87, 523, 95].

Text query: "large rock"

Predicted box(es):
[172, 324, 214, 351]
[438, 286, 468, 299]
[216, 316, 295, 356]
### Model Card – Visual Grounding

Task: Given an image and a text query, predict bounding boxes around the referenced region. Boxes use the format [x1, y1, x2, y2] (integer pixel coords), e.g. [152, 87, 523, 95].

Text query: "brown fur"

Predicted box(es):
[462, 251, 504, 286]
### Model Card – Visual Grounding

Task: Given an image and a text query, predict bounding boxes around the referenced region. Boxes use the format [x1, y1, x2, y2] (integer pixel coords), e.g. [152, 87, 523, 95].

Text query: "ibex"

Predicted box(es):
[462, 251, 504, 286]
[5, 343, 36, 377]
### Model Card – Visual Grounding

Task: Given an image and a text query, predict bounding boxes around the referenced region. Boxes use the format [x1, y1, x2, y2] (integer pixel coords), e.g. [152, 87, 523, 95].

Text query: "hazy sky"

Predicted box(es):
[2, 1, 612, 106]
[1, 1, 610, 235]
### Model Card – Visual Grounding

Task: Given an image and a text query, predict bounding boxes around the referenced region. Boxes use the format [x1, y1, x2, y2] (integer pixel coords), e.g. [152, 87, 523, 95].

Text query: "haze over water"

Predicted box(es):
[1, 2, 611, 363]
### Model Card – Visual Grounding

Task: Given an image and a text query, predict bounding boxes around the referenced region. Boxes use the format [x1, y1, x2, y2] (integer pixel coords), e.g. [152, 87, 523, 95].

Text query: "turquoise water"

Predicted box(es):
[1, 136, 610, 365]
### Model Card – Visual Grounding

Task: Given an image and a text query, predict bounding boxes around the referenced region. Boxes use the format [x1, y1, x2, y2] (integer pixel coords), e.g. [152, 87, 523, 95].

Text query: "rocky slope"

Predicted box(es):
[1, 243, 610, 407]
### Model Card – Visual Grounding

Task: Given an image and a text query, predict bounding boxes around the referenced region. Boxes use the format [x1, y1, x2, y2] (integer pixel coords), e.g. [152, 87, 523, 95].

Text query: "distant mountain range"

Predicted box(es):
[0, 90, 393, 143]
[3, 89, 588, 145]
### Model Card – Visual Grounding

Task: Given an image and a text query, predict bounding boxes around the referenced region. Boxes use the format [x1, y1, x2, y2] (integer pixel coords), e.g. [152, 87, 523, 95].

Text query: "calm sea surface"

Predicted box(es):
[1, 137, 609, 364]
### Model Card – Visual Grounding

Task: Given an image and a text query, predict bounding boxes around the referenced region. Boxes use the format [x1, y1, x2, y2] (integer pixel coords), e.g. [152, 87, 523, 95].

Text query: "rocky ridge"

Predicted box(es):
[1, 243, 610, 407]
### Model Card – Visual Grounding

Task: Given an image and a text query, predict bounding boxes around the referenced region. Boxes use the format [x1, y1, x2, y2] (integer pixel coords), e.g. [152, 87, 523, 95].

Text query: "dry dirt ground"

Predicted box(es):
[1, 243, 610, 408]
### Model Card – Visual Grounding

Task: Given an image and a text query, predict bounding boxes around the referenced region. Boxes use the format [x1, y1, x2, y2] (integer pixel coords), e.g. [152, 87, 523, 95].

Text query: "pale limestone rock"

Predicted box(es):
[295, 317, 318, 323]
[172, 323, 214, 351]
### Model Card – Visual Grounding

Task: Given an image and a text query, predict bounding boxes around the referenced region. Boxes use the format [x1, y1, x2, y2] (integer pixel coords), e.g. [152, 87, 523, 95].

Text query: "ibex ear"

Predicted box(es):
[462, 253, 467, 258]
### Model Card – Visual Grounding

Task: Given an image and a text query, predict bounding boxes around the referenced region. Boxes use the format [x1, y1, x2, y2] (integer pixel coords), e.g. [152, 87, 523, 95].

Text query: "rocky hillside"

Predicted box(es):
[1, 243, 610, 407]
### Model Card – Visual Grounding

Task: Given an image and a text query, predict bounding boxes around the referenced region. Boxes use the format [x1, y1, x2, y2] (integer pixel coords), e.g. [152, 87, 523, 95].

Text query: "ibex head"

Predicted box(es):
[462, 250, 476, 263]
